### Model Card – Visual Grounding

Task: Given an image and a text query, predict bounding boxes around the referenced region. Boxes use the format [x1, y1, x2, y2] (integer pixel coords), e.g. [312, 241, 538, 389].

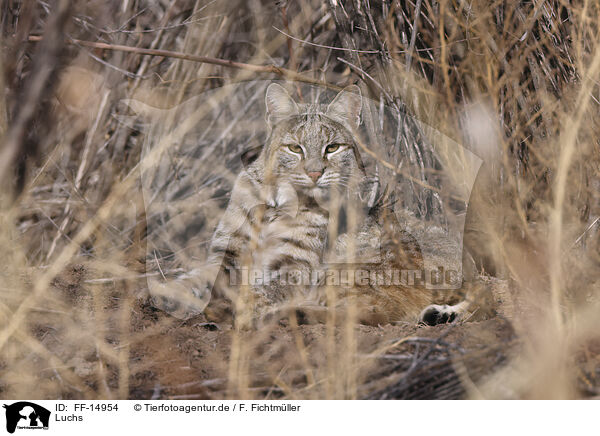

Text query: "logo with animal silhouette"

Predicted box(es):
[2, 402, 50, 433]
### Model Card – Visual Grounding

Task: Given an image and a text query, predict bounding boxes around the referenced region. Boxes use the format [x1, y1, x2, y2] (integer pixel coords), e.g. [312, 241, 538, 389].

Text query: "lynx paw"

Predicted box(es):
[419, 301, 468, 326]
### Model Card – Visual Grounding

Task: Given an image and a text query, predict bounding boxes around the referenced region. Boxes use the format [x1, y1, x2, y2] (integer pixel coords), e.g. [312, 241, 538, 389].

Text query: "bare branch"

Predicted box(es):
[27, 35, 339, 90]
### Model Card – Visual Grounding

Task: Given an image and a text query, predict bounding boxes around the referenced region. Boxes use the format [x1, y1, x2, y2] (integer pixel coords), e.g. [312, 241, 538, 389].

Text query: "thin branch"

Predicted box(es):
[406, 0, 423, 71]
[27, 35, 339, 90]
[272, 26, 381, 53]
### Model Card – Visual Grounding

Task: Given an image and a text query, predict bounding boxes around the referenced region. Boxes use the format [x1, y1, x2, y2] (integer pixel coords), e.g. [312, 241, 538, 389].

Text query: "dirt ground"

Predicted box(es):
[8, 265, 594, 400]
[125, 298, 516, 400]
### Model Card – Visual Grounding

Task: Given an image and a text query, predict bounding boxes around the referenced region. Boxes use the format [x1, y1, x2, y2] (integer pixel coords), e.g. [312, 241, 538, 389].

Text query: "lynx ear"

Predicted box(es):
[265, 83, 299, 125]
[326, 85, 362, 130]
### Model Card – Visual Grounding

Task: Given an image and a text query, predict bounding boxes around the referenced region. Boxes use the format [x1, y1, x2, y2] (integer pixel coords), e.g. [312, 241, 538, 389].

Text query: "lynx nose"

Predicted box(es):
[307, 171, 322, 183]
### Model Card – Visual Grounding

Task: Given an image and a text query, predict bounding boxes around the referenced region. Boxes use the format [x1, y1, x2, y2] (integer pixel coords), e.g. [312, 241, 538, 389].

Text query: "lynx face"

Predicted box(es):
[262, 84, 364, 206]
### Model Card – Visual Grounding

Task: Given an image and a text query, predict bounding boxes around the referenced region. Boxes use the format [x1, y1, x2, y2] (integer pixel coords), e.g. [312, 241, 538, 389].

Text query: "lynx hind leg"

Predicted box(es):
[148, 278, 211, 320]
[419, 300, 469, 326]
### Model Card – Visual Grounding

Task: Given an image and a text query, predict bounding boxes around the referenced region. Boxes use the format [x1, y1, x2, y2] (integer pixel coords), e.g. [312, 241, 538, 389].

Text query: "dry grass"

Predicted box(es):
[0, 0, 598, 399]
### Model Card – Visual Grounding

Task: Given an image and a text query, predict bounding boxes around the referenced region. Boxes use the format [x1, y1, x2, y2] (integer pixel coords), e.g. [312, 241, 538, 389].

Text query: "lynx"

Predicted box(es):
[150, 83, 477, 326]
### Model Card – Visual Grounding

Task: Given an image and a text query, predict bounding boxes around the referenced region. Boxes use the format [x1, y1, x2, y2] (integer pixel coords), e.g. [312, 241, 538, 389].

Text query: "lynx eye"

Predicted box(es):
[325, 144, 343, 154]
[286, 144, 303, 154]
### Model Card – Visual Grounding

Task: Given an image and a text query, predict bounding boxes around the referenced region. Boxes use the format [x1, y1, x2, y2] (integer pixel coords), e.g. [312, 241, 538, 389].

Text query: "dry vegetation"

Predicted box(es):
[0, 0, 599, 400]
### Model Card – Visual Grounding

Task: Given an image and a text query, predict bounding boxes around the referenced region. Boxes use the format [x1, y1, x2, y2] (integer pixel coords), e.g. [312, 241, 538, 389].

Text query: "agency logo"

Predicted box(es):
[2, 402, 50, 434]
